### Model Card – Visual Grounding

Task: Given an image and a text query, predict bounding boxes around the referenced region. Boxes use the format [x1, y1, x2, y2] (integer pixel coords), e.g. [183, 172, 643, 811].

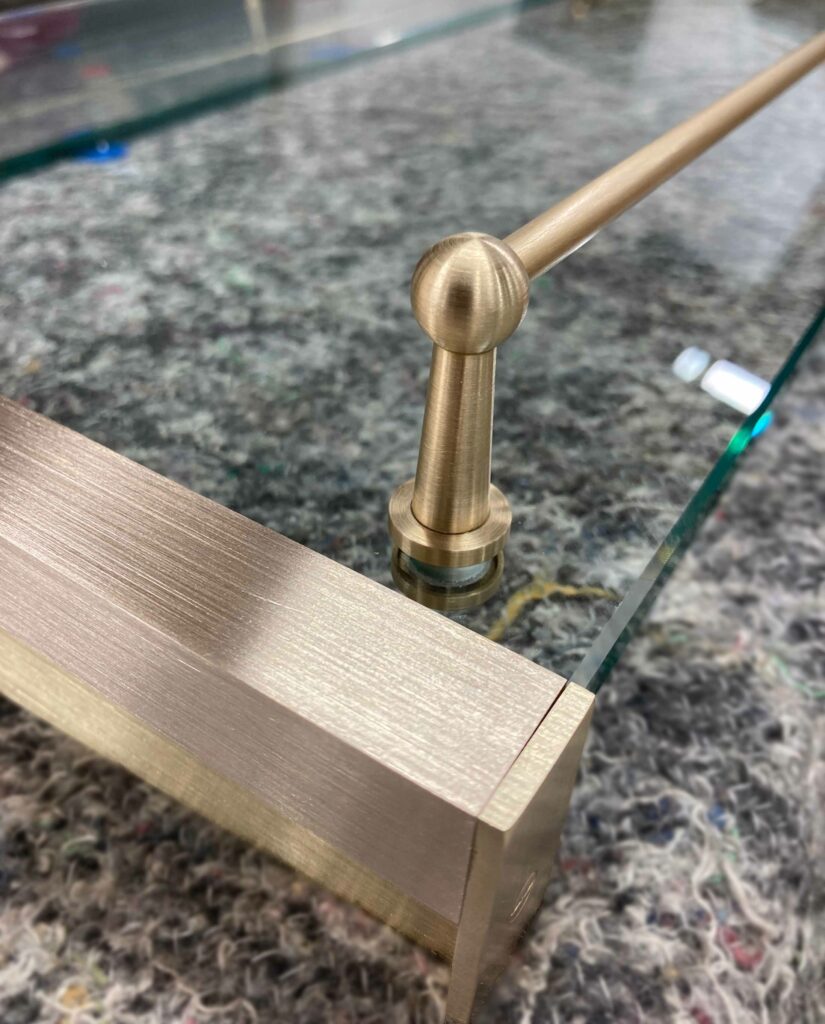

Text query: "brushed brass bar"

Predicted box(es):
[0, 395, 566, 923]
[506, 31, 825, 278]
[389, 32, 825, 607]
[0, 628, 458, 960]
[0, 395, 588, 1020]
[447, 683, 595, 1023]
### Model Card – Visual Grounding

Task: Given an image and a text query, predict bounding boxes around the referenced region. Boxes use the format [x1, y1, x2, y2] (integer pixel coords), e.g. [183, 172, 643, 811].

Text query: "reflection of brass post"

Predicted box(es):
[388, 233, 528, 609]
[389, 32, 825, 612]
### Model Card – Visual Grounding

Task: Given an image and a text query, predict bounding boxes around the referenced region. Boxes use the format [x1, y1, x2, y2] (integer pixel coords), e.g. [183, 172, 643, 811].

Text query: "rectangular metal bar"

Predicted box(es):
[0, 626, 458, 958]
[0, 396, 566, 929]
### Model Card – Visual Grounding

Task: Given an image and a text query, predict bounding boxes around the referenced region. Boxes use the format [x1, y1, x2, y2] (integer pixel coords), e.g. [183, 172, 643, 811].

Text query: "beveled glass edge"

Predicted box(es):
[574, 303, 825, 694]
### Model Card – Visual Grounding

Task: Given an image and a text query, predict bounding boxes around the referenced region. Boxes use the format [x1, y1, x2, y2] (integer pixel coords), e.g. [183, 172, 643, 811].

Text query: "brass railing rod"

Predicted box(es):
[505, 31, 825, 280]
[389, 31, 825, 610]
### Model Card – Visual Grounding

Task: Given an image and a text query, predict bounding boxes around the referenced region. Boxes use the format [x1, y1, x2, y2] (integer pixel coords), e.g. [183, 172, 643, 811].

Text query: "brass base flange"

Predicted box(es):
[387, 479, 511, 569]
[391, 548, 505, 613]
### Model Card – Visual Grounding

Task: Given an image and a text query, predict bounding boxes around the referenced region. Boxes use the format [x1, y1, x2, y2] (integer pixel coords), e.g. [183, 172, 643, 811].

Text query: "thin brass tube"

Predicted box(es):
[505, 32, 825, 279]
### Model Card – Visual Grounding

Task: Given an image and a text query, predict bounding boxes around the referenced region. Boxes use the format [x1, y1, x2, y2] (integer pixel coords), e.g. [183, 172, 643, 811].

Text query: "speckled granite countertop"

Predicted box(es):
[1, 0, 824, 680]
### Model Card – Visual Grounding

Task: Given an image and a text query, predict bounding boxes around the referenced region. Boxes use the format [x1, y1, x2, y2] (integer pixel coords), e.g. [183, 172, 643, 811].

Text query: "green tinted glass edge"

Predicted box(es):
[574, 303, 825, 694]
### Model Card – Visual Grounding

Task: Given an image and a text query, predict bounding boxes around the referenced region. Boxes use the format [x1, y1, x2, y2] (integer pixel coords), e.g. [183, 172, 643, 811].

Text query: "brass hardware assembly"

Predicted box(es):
[388, 233, 529, 609]
[389, 31, 825, 610]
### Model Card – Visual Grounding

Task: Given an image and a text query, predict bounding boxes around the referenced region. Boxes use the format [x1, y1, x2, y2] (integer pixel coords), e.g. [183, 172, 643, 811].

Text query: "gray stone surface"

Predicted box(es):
[0, 1, 824, 1021]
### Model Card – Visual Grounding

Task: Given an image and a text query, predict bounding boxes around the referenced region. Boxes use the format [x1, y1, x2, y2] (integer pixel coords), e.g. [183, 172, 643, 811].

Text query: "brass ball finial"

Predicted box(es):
[410, 232, 529, 355]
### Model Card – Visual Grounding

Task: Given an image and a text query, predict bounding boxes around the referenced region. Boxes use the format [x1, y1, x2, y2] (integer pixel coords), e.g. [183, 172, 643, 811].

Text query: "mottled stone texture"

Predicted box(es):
[1, 0, 824, 676]
[1, 346, 822, 1024]
[0, 0, 824, 1021]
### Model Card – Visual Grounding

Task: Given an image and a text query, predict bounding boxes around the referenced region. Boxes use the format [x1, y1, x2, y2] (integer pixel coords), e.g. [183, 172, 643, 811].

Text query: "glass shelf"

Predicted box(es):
[1, 0, 823, 692]
[0, 0, 514, 175]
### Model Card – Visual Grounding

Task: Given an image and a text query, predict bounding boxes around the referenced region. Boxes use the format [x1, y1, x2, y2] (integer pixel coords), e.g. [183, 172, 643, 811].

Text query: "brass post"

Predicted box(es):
[389, 32, 825, 610]
[412, 346, 495, 536]
[388, 233, 528, 609]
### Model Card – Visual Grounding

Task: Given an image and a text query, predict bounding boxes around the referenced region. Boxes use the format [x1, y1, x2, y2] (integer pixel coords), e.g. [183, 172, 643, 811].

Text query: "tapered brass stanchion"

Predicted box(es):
[388, 233, 528, 610]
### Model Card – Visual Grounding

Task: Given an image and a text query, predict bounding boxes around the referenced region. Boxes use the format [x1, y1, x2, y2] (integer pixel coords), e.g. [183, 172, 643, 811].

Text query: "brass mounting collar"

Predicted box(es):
[388, 479, 511, 569]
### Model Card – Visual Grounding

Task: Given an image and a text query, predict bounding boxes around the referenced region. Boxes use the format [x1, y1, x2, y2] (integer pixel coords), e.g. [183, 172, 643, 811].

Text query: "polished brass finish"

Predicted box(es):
[412, 347, 497, 534]
[0, 396, 588, 1020]
[390, 32, 825, 608]
[388, 233, 526, 593]
[506, 31, 825, 279]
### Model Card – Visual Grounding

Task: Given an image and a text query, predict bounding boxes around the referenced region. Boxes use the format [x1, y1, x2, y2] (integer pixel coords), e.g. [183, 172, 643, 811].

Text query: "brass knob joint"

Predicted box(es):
[388, 33, 825, 610]
[388, 233, 529, 610]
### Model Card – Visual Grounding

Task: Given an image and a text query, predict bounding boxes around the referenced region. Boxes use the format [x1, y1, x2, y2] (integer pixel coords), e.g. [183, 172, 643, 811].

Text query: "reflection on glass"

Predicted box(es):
[0, 0, 515, 171]
[574, 304, 823, 693]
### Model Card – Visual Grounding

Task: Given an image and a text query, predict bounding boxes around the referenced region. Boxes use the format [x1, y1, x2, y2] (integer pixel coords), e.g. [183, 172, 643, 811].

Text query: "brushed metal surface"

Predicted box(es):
[410, 233, 529, 356]
[447, 683, 595, 1022]
[389, 479, 510, 568]
[389, 233, 526, 573]
[0, 627, 458, 958]
[0, 396, 566, 922]
[412, 347, 496, 535]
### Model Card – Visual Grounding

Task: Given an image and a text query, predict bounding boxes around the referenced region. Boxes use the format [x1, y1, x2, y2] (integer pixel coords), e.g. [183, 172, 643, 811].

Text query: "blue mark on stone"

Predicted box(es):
[75, 139, 128, 163]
